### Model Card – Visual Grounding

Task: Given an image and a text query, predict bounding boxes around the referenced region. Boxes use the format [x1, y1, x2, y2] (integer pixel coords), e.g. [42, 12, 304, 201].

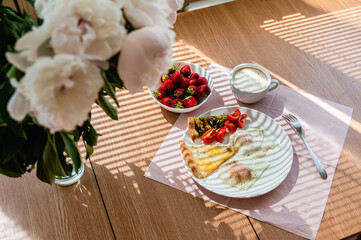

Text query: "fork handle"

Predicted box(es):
[300, 135, 328, 180]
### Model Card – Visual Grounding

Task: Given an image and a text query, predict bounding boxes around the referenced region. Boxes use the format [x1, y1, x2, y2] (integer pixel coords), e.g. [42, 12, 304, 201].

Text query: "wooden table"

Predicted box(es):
[1, 0, 361, 239]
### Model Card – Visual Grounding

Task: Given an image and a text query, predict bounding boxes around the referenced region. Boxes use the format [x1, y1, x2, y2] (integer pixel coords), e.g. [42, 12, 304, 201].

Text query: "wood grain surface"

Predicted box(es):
[0, 162, 114, 240]
[90, 0, 361, 238]
[173, 0, 361, 239]
[2, 0, 361, 239]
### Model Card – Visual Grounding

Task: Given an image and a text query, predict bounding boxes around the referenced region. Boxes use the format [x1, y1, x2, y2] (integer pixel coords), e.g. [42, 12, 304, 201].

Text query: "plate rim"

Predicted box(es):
[180, 105, 294, 198]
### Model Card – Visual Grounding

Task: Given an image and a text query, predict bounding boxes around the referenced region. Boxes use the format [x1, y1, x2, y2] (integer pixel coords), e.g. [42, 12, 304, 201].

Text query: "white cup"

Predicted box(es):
[229, 63, 279, 104]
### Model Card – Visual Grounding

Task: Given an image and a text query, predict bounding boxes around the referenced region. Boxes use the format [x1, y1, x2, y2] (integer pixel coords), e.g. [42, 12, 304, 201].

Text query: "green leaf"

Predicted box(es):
[6, 65, 23, 79]
[23, 125, 47, 168]
[104, 67, 124, 89]
[43, 134, 72, 177]
[3, 18, 22, 37]
[0, 81, 27, 138]
[85, 143, 93, 159]
[0, 166, 22, 178]
[96, 95, 118, 120]
[54, 132, 65, 157]
[0, 155, 25, 177]
[83, 123, 98, 147]
[60, 132, 82, 173]
[0, 7, 24, 22]
[36, 156, 55, 184]
[0, 127, 24, 164]
[102, 70, 119, 107]
[68, 127, 81, 142]
[21, 14, 37, 35]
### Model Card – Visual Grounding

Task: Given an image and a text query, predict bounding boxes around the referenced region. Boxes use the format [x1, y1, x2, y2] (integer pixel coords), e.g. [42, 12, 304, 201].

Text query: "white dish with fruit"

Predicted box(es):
[149, 61, 213, 113]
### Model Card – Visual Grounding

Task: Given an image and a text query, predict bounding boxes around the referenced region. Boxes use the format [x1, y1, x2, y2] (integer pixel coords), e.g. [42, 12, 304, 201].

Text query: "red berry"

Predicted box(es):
[178, 77, 189, 89]
[188, 78, 198, 86]
[190, 73, 200, 79]
[160, 74, 169, 82]
[180, 65, 191, 77]
[186, 85, 198, 96]
[153, 87, 166, 100]
[160, 97, 172, 106]
[197, 77, 208, 86]
[183, 96, 198, 108]
[171, 99, 184, 108]
[198, 85, 211, 98]
[173, 89, 185, 99]
[163, 79, 174, 90]
[168, 65, 177, 74]
[171, 71, 182, 84]
[166, 91, 175, 99]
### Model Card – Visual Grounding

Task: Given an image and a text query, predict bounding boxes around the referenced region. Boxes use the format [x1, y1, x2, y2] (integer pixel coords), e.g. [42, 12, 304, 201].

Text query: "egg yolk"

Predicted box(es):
[229, 163, 251, 181]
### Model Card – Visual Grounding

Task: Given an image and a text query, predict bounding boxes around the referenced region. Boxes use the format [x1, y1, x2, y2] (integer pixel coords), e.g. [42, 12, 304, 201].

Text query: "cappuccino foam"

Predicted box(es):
[233, 67, 268, 92]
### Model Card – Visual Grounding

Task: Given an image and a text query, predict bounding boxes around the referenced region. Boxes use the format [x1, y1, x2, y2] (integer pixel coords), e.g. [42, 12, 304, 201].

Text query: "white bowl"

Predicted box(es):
[149, 61, 213, 113]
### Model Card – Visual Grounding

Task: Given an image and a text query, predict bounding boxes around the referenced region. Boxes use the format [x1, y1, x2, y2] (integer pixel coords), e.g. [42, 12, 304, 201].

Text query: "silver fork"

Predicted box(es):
[282, 113, 327, 180]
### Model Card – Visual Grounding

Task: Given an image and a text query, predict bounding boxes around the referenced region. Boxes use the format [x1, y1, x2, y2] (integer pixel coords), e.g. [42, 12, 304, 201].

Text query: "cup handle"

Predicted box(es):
[268, 79, 279, 91]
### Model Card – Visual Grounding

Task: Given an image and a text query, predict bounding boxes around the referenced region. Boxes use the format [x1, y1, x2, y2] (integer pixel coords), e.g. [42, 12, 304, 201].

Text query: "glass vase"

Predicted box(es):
[54, 161, 85, 186]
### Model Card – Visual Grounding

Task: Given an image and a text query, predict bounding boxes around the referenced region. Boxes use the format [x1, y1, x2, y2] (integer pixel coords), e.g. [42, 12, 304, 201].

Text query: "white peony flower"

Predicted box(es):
[46, 0, 127, 61]
[117, 26, 175, 93]
[7, 0, 127, 69]
[167, 0, 184, 26]
[5, 26, 52, 72]
[7, 54, 103, 133]
[123, 0, 184, 29]
[34, 0, 54, 19]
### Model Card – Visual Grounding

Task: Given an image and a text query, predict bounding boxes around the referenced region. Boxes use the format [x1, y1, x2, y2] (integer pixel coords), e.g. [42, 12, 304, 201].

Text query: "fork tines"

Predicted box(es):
[282, 113, 297, 122]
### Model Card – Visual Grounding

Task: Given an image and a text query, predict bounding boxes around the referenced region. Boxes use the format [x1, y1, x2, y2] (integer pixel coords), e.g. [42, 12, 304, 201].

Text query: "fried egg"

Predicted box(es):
[229, 126, 275, 158]
[218, 126, 274, 190]
[217, 158, 270, 190]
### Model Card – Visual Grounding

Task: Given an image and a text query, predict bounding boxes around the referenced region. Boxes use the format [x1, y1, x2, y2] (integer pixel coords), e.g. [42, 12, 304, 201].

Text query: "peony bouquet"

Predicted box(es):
[0, 0, 183, 184]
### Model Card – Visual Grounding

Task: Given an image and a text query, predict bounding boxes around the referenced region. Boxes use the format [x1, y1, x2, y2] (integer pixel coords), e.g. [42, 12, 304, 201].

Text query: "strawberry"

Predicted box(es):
[197, 77, 208, 86]
[160, 97, 172, 106]
[173, 88, 185, 99]
[183, 96, 198, 108]
[163, 79, 175, 91]
[188, 78, 198, 86]
[178, 77, 189, 89]
[160, 73, 169, 82]
[153, 87, 166, 100]
[166, 91, 175, 99]
[190, 73, 200, 80]
[171, 99, 184, 108]
[168, 65, 177, 74]
[186, 85, 198, 96]
[198, 84, 211, 98]
[171, 71, 182, 84]
[180, 65, 191, 77]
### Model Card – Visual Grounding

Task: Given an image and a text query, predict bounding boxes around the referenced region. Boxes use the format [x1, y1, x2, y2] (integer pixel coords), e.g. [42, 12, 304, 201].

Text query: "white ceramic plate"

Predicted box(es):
[181, 106, 293, 198]
[149, 61, 214, 113]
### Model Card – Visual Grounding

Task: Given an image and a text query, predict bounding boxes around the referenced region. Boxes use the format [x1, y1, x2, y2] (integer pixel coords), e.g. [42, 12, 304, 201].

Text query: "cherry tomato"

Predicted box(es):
[225, 120, 237, 131]
[237, 117, 246, 128]
[201, 129, 216, 143]
[227, 109, 241, 122]
[216, 127, 227, 143]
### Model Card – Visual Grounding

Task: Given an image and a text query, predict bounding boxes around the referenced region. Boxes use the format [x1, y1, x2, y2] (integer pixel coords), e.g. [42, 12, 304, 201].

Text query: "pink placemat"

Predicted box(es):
[144, 63, 353, 239]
